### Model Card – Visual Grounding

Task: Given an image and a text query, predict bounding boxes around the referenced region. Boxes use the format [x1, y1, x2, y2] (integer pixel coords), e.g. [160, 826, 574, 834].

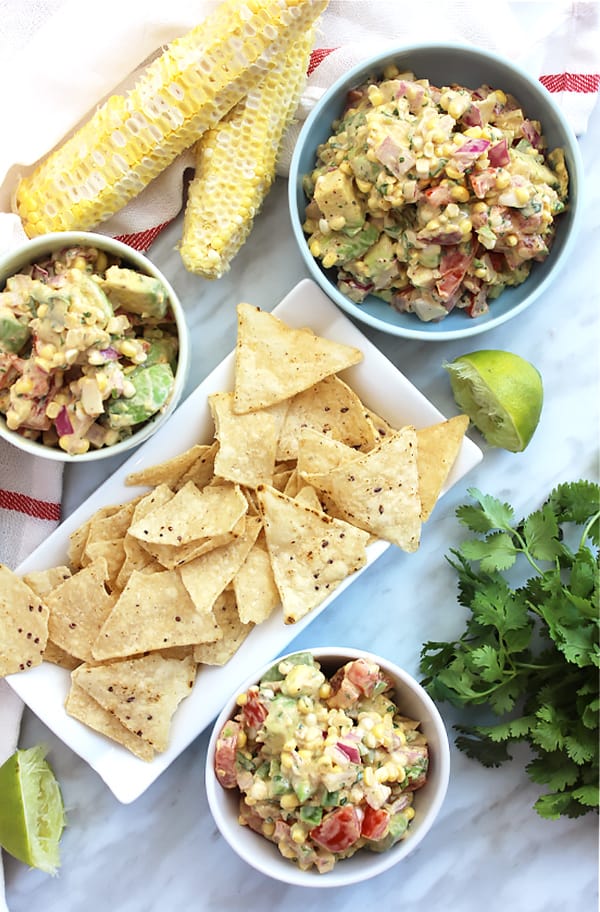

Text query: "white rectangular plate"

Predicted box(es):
[8, 278, 482, 803]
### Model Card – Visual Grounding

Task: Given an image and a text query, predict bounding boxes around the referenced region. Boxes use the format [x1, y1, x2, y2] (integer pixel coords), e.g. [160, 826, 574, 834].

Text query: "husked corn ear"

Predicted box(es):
[16, 0, 328, 238]
[179, 27, 317, 278]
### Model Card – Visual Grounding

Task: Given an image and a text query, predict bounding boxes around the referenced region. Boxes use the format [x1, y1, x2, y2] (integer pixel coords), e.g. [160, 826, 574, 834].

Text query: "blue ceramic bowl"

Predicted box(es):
[288, 43, 584, 341]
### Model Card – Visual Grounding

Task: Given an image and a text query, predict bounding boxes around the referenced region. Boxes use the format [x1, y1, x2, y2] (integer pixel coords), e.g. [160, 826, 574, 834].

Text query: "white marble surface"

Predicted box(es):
[6, 99, 599, 912]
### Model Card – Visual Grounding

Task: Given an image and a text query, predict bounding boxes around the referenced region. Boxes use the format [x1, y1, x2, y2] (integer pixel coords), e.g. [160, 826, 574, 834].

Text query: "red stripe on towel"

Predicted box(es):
[0, 489, 61, 522]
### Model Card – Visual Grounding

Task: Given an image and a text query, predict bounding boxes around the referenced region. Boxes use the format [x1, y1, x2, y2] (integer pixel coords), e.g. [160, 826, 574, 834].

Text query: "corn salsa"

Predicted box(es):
[302, 68, 569, 321]
[0, 245, 178, 455]
[214, 652, 428, 873]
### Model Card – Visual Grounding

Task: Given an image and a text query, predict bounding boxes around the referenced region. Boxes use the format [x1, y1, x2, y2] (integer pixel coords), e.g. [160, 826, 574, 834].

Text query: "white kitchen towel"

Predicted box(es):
[0, 1, 598, 904]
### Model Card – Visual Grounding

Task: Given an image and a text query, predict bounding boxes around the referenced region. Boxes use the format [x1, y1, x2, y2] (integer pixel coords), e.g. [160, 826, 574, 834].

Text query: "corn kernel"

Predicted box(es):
[318, 683, 332, 700]
[494, 89, 507, 105]
[363, 767, 375, 787]
[473, 201, 488, 213]
[309, 239, 322, 257]
[45, 401, 62, 420]
[404, 807, 416, 821]
[515, 186, 531, 205]
[262, 821, 275, 838]
[445, 166, 462, 180]
[368, 86, 385, 106]
[459, 218, 472, 235]
[451, 185, 470, 202]
[13, 376, 34, 395]
[321, 252, 337, 269]
[495, 171, 511, 190]
[355, 178, 372, 193]
[506, 234, 518, 247]
[446, 203, 459, 219]
[236, 729, 247, 749]
[280, 793, 300, 810]
[236, 692, 248, 706]
[290, 823, 306, 844]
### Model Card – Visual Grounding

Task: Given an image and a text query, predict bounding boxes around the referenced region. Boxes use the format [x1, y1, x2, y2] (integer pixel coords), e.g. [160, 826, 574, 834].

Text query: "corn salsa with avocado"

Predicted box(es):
[214, 652, 428, 873]
[302, 67, 569, 322]
[0, 245, 178, 455]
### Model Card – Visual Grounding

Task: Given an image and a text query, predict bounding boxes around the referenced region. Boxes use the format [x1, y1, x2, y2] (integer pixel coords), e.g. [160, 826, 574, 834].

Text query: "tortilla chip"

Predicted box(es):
[174, 441, 219, 490]
[233, 531, 280, 625]
[92, 568, 222, 660]
[68, 521, 91, 569]
[416, 415, 469, 520]
[116, 485, 175, 587]
[296, 427, 360, 477]
[72, 652, 197, 753]
[256, 485, 370, 624]
[65, 681, 155, 761]
[137, 516, 247, 570]
[42, 638, 81, 671]
[294, 485, 324, 512]
[210, 392, 278, 488]
[193, 590, 253, 665]
[45, 557, 116, 663]
[84, 500, 138, 553]
[127, 481, 247, 547]
[233, 302, 363, 414]
[364, 407, 396, 442]
[276, 375, 376, 460]
[179, 516, 262, 613]
[23, 566, 72, 597]
[302, 426, 422, 553]
[0, 564, 49, 676]
[125, 444, 208, 489]
[84, 539, 126, 588]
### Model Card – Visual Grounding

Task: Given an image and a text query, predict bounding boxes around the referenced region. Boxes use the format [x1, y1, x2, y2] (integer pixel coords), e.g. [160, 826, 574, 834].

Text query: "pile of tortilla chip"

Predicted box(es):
[0, 302, 469, 761]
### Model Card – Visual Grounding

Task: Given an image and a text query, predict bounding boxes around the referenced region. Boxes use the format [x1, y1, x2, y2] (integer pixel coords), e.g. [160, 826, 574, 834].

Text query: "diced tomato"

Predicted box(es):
[214, 719, 240, 788]
[436, 247, 473, 301]
[240, 688, 268, 729]
[361, 805, 390, 841]
[469, 169, 498, 199]
[423, 185, 454, 207]
[310, 806, 362, 853]
[346, 658, 382, 697]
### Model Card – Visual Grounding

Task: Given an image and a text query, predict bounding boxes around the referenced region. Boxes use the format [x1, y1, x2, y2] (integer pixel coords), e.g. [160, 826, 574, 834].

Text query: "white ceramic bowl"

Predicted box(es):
[288, 42, 584, 341]
[0, 231, 189, 462]
[205, 646, 450, 887]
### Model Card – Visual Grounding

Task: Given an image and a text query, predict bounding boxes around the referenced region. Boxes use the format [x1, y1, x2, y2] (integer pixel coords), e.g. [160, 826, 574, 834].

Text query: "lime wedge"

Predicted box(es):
[444, 350, 543, 452]
[0, 745, 66, 874]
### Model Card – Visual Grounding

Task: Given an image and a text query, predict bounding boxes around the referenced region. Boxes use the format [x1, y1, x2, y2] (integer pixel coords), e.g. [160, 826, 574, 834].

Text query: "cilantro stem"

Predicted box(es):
[580, 509, 600, 550]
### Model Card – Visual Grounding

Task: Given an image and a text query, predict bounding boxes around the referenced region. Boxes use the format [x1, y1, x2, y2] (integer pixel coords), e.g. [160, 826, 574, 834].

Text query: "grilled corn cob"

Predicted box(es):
[179, 26, 317, 278]
[15, 0, 328, 238]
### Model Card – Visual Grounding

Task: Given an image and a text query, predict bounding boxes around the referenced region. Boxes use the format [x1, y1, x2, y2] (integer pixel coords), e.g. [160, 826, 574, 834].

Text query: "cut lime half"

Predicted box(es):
[0, 745, 66, 874]
[444, 350, 543, 453]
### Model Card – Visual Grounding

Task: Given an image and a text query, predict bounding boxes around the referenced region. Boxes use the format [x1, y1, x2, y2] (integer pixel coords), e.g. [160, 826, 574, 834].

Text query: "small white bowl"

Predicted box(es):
[205, 646, 450, 888]
[0, 231, 189, 462]
[288, 42, 584, 341]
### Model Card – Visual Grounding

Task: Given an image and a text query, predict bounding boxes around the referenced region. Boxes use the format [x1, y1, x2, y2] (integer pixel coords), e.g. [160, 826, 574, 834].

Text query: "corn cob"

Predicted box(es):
[15, 0, 328, 238]
[179, 24, 317, 278]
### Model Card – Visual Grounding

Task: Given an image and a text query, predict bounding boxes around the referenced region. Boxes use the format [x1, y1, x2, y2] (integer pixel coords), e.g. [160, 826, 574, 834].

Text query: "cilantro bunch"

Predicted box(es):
[420, 480, 599, 820]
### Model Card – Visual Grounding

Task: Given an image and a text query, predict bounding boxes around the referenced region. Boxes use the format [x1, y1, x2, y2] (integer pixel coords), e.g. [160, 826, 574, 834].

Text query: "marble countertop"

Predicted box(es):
[6, 96, 599, 912]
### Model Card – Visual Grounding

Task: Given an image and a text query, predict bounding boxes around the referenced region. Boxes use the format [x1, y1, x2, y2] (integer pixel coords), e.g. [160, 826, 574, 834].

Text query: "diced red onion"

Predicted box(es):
[488, 138, 510, 167]
[54, 405, 74, 437]
[99, 347, 119, 361]
[336, 741, 361, 764]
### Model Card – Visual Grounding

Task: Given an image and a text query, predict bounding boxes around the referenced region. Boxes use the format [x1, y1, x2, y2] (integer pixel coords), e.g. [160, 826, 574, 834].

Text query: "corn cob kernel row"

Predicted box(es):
[179, 26, 318, 278]
[15, 0, 327, 238]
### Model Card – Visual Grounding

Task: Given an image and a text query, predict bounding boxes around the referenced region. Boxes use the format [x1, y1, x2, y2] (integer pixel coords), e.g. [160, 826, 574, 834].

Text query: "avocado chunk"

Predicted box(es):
[105, 362, 174, 429]
[143, 334, 179, 372]
[313, 168, 365, 232]
[101, 266, 168, 319]
[0, 307, 30, 353]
